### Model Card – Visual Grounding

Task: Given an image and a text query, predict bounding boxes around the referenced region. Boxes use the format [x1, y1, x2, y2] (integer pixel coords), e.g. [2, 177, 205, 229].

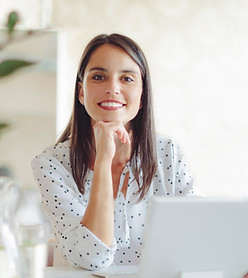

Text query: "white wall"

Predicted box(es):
[1, 0, 248, 197]
[0, 30, 57, 188]
[50, 0, 248, 197]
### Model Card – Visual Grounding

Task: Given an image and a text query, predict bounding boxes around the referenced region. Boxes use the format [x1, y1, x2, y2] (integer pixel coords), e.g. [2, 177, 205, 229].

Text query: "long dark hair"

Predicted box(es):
[57, 33, 157, 200]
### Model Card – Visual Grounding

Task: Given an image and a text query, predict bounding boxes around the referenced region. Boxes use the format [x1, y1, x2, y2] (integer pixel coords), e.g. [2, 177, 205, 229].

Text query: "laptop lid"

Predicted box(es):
[139, 197, 248, 278]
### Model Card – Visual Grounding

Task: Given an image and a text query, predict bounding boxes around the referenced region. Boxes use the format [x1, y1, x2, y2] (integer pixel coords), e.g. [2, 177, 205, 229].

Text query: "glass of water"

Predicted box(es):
[18, 223, 49, 278]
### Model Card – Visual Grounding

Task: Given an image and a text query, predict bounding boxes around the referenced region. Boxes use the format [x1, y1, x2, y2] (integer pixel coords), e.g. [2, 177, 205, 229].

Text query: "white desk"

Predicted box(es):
[44, 267, 225, 278]
[44, 266, 139, 278]
[44, 267, 93, 278]
[44, 267, 224, 278]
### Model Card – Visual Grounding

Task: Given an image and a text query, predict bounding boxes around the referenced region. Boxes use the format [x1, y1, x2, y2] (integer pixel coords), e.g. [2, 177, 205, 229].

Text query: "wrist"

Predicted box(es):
[95, 153, 113, 167]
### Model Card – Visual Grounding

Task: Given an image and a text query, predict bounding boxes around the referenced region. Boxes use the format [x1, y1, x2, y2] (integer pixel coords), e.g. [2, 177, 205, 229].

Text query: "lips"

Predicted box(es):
[98, 101, 126, 109]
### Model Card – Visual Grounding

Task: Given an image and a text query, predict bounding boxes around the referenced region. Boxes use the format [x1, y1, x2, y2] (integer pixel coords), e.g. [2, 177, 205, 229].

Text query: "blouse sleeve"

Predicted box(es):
[171, 139, 195, 196]
[31, 152, 116, 270]
[156, 137, 195, 197]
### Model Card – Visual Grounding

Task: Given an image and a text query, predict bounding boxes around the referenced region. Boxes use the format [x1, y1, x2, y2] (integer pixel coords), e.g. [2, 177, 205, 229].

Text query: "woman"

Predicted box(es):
[31, 33, 194, 270]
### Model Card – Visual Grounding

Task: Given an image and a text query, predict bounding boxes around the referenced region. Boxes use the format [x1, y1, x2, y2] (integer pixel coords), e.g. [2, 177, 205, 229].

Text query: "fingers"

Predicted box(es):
[115, 126, 131, 144]
[94, 121, 130, 144]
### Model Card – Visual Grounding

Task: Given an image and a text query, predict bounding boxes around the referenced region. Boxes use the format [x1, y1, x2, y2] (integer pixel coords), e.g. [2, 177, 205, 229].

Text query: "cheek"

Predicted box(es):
[85, 81, 103, 95]
[131, 88, 142, 105]
[83, 84, 97, 103]
[128, 92, 142, 114]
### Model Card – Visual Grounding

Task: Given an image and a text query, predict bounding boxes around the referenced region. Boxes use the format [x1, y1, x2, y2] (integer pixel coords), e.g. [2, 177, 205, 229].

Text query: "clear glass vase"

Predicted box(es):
[0, 176, 24, 278]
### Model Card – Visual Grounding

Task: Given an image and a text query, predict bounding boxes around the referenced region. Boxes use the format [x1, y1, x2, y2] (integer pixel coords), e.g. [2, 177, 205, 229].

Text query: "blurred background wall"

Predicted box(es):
[1, 0, 248, 204]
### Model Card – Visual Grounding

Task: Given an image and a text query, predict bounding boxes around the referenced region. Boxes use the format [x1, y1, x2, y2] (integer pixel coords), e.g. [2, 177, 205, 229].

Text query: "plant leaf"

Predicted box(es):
[0, 123, 9, 129]
[7, 11, 19, 35]
[0, 59, 36, 77]
[0, 123, 9, 137]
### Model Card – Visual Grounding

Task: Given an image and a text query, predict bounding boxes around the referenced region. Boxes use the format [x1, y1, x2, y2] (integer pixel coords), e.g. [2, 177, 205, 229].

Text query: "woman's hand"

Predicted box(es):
[93, 121, 130, 161]
[81, 121, 130, 246]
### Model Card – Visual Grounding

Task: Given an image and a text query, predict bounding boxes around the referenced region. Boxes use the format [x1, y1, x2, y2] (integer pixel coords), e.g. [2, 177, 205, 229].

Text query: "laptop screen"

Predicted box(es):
[139, 197, 248, 278]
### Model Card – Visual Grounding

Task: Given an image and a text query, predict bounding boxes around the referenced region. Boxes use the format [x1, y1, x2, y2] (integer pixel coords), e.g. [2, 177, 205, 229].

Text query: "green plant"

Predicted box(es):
[0, 11, 37, 136]
[0, 11, 36, 77]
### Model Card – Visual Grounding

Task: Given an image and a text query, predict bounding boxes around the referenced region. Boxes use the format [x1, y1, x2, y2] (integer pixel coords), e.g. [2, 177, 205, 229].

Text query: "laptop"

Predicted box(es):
[93, 197, 248, 278]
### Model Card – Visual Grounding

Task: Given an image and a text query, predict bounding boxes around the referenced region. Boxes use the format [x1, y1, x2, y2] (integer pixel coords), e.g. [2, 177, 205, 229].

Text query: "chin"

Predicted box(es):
[99, 117, 124, 123]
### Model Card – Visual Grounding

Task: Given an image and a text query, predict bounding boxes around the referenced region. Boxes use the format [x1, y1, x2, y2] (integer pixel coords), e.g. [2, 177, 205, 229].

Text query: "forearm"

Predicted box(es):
[81, 157, 114, 246]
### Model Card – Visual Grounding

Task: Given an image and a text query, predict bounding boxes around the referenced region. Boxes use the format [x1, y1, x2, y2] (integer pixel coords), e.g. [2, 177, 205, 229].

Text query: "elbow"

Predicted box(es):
[59, 225, 117, 270]
[65, 251, 114, 270]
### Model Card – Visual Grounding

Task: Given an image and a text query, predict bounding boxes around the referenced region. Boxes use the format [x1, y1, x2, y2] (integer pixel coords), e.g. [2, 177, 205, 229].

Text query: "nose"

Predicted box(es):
[105, 78, 120, 95]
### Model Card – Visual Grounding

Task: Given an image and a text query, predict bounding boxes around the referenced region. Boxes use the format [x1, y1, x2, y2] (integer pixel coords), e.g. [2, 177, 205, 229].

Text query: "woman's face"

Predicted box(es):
[78, 44, 143, 128]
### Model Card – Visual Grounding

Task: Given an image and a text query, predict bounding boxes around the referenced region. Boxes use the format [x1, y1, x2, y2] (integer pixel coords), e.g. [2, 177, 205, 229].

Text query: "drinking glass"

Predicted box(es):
[18, 223, 49, 278]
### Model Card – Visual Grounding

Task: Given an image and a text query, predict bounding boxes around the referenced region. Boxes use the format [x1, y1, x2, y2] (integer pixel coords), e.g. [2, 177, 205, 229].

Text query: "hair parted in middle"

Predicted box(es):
[57, 33, 157, 201]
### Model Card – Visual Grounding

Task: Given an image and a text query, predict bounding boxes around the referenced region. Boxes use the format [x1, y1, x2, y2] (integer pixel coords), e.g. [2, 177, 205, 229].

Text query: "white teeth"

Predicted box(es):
[100, 102, 123, 108]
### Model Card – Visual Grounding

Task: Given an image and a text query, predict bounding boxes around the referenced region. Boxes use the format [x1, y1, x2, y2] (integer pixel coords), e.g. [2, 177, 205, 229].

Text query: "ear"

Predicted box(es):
[78, 82, 84, 105]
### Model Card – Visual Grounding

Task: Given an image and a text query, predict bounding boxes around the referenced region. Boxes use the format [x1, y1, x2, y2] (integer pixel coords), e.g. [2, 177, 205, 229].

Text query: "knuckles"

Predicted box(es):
[93, 121, 123, 131]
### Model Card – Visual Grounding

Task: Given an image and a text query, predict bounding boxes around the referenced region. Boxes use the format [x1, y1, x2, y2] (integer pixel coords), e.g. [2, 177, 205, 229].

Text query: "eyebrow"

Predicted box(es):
[88, 67, 107, 72]
[88, 67, 139, 75]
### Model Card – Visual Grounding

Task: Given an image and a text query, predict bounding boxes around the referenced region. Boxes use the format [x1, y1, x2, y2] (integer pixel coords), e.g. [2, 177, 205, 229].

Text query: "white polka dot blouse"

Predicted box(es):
[31, 135, 194, 270]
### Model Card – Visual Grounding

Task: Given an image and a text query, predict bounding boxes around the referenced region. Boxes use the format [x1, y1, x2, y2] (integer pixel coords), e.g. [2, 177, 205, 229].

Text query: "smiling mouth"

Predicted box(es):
[98, 101, 126, 109]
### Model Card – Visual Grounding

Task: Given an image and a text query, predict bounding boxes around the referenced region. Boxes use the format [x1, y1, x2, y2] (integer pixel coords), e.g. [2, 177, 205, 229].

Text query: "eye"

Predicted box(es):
[122, 76, 134, 82]
[92, 74, 105, 81]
